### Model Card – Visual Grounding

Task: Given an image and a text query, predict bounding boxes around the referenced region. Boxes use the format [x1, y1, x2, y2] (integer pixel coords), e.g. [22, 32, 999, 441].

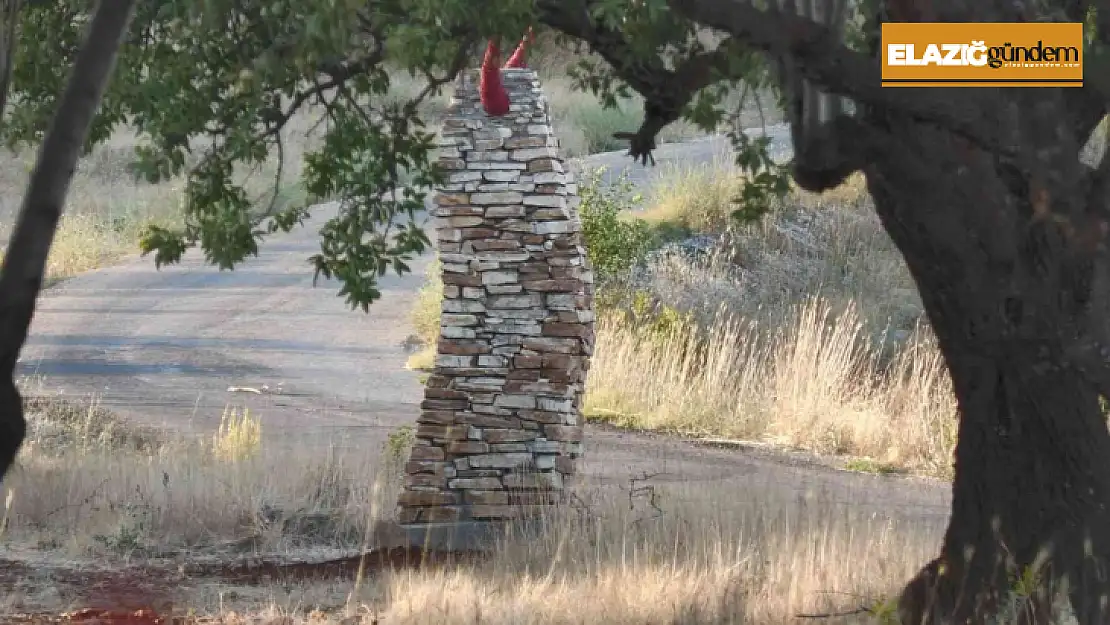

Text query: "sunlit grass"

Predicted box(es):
[3, 392, 945, 622]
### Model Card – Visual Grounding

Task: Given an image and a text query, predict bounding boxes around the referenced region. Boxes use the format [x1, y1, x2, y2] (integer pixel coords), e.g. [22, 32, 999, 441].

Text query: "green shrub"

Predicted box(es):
[610, 289, 698, 347]
[568, 104, 642, 154]
[578, 168, 657, 283]
[411, 255, 443, 347]
[405, 256, 442, 372]
[384, 425, 416, 465]
[638, 159, 743, 234]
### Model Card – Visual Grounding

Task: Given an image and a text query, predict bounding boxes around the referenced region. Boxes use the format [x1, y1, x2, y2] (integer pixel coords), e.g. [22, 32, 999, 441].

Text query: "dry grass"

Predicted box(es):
[408, 158, 954, 476]
[608, 169, 955, 475]
[586, 298, 957, 477]
[632, 165, 921, 347]
[211, 407, 263, 463]
[3, 390, 946, 623]
[5, 392, 394, 559]
[0, 114, 318, 284]
[231, 488, 940, 625]
[634, 151, 747, 233]
[0, 133, 186, 282]
[404, 256, 444, 372]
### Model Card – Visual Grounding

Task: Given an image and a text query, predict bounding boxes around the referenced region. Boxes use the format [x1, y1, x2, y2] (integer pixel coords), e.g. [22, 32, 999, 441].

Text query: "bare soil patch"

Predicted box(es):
[1, 545, 483, 624]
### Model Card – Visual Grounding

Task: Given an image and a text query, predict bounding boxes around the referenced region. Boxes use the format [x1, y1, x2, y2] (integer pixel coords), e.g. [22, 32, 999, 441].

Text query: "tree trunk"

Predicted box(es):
[582, 0, 1110, 619]
[859, 117, 1110, 624]
[895, 344, 1110, 624]
[0, 0, 136, 482]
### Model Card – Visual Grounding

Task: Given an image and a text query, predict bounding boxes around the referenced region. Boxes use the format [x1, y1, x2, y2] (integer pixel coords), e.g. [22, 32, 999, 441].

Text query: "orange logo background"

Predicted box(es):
[881, 22, 1084, 87]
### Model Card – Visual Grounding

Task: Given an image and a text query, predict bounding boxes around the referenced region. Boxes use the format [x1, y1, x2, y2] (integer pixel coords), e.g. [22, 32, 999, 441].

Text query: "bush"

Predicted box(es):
[637, 158, 745, 234]
[405, 255, 443, 371]
[411, 255, 443, 348]
[594, 289, 699, 355]
[578, 168, 657, 283]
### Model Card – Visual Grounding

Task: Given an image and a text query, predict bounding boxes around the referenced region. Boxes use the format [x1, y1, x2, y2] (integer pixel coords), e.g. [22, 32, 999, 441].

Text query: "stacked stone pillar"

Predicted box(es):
[397, 68, 595, 534]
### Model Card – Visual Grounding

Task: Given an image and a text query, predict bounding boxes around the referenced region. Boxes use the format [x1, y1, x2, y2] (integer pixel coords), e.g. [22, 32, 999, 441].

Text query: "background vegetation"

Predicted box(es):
[0, 28, 955, 625]
[408, 156, 957, 478]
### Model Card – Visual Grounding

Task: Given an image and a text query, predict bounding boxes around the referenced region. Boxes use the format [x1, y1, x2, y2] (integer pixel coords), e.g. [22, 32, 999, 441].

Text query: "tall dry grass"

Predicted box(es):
[5, 389, 393, 558]
[598, 165, 955, 474]
[405, 255, 444, 371]
[633, 166, 922, 349]
[0, 135, 185, 282]
[635, 151, 747, 233]
[586, 298, 956, 477]
[4, 391, 946, 623]
[0, 110, 319, 283]
[357, 487, 940, 625]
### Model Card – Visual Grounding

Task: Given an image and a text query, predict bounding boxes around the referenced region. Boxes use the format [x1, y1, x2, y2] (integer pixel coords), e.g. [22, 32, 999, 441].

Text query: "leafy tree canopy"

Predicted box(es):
[1, 0, 795, 311]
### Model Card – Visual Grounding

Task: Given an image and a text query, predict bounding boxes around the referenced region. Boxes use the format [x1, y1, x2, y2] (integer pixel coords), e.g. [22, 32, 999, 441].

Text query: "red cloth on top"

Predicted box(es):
[479, 38, 510, 117]
[503, 27, 534, 69]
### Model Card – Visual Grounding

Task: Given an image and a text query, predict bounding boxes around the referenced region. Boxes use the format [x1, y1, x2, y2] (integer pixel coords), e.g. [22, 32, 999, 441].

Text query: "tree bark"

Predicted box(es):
[894, 337, 1110, 624]
[0, 0, 137, 482]
[851, 114, 1110, 623]
[582, 0, 1110, 612]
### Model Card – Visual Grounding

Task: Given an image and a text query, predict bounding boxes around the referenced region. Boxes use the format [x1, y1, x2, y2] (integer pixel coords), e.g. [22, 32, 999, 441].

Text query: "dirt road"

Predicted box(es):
[17, 128, 951, 525]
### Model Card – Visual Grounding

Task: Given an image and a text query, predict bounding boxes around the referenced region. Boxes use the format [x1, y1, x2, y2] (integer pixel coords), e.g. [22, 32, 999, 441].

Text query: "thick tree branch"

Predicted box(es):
[1088, 52, 1110, 109]
[538, 0, 746, 164]
[1065, 332, 1110, 402]
[0, 0, 137, 482]
[663, 0, 1015, 159]
[791, 112, 877, 192]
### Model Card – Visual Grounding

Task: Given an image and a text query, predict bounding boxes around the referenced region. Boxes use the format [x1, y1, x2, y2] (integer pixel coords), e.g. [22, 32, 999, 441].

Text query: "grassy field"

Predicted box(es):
[2, 394, 944, 623]
[0, 118, 318, 283]
[0, 131, 186, 280]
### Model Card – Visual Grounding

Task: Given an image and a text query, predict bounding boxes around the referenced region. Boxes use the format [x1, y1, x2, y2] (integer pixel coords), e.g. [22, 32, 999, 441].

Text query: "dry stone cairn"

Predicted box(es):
[397, 68, 595, 527]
